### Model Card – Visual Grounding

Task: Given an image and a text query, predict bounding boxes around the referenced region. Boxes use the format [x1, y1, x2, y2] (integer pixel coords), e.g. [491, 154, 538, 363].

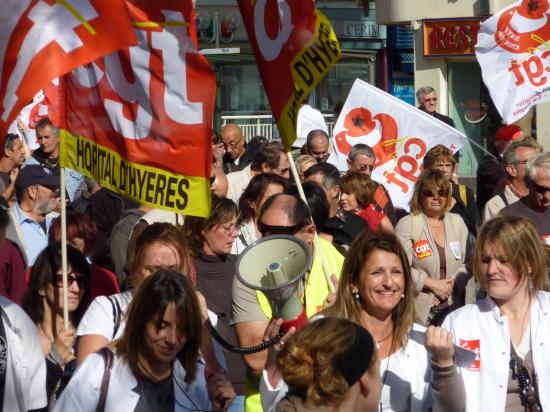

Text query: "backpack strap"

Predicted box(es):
[95, 347, 114, 412]
[498, 191, 510, 207]
[107, 296, 122, 340]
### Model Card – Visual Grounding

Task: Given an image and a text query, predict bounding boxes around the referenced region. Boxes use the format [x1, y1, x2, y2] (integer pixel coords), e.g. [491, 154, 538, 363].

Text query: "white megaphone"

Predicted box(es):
[236, 235, 313, 333]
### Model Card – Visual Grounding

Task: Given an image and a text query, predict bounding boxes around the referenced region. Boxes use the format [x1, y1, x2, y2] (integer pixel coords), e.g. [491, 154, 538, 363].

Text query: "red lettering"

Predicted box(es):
[383, 170, 408, 193]
[404, 137, 427, 160]
[444, 27, 457, 48]
[430, 27, 445, 49]
[508, 60, 525, 86]
[522, 55, 547, 87]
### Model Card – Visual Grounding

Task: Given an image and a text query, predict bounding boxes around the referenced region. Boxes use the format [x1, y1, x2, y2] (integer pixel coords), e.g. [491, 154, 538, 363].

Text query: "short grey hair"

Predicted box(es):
[502, 138, 543, 167]
[348, 144, 375, 161]
[526, 152, 550, 183]
[416, 86, 436, 103]
[35, 117, 59, 137]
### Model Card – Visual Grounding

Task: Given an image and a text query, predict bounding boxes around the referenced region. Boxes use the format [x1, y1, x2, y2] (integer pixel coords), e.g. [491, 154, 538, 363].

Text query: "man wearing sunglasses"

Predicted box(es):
[10, 165, 60, 265]
[346, 143, 398, 225]
[500, 153, 550, 240]
[416, 86, 455, 128]
[232, 193, 344, 409]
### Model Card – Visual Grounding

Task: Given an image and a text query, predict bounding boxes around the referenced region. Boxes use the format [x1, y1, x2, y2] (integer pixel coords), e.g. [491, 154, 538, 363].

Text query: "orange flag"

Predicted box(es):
[0, 0, 136, 144]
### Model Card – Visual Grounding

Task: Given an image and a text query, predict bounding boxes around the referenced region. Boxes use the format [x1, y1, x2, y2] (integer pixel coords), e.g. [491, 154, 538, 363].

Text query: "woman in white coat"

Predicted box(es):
[53, 270, 235, 411]
[437, 215, 550, 411]
[261, 231, 463, 411]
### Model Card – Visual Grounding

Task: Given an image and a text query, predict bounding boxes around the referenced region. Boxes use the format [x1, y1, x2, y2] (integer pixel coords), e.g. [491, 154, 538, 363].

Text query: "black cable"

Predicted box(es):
[204, 319, 283, 354]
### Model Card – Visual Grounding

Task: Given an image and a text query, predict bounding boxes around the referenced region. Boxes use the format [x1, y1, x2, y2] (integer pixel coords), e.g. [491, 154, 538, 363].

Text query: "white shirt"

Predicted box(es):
[52, 352, 210, 412]
[0, 296, 47, 411]
[443, 292, 550, 411]
[226, 165, 253, 204]
[231, 219, 258, 255]
[77, 291, 132, 341]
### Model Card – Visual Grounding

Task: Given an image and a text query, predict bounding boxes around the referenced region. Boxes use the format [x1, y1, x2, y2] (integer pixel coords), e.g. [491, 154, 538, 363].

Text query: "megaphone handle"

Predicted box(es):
[204, 319, 284, 354]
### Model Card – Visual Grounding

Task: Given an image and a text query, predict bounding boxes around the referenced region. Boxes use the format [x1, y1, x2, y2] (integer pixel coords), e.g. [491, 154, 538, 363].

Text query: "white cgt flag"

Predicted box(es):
[327, 79, 466, 211]
[476, 0, 550, 124]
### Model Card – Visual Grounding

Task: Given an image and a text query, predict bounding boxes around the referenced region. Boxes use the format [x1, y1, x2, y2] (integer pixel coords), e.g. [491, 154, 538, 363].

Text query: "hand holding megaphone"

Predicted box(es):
[263, 318, 297, 389]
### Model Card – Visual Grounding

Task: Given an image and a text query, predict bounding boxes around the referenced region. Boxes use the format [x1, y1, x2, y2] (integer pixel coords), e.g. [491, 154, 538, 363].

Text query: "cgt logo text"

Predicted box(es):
[413, 240, 433, 260]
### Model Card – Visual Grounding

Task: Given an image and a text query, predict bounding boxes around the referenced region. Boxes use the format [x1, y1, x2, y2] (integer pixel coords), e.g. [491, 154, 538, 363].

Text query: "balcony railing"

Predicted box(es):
[220, 114, 335, 142]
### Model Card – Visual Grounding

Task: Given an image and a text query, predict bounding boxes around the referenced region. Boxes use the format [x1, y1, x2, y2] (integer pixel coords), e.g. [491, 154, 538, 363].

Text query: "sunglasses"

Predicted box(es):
[532, 182, 550, 195]
[422, 189, 448, 198]
[257, 221, 306, 236]
[52, 273, 87, 289]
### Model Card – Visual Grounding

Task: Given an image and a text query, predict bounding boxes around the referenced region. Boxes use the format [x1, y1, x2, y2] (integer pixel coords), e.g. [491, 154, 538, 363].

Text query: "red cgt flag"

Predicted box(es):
[237, 0, 341, 150]
[60, 0, 216, 217]
[0, 0, 136, 145]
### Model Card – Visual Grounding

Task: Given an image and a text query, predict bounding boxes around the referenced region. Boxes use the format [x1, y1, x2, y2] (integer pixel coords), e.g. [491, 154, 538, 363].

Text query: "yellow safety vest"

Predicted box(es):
[245, 238, 344, 412]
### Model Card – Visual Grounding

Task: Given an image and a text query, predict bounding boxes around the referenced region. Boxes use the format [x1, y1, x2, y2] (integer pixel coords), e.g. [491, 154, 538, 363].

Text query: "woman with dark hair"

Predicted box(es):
[340, 171, 394, 233]
[53, 270, 235, 411]
[232, 173, 288, 254]
[261, 231, 463, 412]
[49, 209, 119, 302]
[23, 242, 91, 403]
[182, 195, 247, 410]
[276, 317, 382, 412]
[395, 169, 473, 326]
[76, 222, 192, 364]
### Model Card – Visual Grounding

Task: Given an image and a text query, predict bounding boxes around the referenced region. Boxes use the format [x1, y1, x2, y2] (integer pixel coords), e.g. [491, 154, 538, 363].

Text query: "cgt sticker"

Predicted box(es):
[459, 339, 480, 371]
[413, 240, 433, 260]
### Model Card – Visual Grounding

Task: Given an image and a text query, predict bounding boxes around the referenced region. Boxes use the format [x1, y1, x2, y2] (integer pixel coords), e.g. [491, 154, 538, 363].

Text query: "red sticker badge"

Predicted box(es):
[459, 339, 481, 371]
[413, 240, 433, 260]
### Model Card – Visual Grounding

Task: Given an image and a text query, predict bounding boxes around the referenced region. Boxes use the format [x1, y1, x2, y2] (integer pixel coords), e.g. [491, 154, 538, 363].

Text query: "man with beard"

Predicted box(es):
[10, 165, 60, 265]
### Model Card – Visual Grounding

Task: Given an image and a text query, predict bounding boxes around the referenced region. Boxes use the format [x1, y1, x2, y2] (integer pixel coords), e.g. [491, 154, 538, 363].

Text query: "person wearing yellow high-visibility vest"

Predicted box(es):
[231, 194, 344, 412]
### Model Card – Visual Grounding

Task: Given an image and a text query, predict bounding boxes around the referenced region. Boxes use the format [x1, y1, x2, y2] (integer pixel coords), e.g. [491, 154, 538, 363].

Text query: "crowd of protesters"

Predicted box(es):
[0, 83, 549, 411]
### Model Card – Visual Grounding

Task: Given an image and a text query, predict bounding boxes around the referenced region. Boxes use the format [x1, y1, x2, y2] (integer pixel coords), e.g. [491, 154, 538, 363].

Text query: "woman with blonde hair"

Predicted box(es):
[395, 169, 473, 326]
[276, 317, 382, 412]
[436, 215, 550, 411]
[339, 171, 393, 233]
[261, 231, 463, 411]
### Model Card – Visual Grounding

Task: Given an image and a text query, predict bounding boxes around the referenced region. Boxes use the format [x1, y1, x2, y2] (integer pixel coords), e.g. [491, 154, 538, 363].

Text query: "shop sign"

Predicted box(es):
[342, 21, 386, 39]
[423, 18, 483, 57]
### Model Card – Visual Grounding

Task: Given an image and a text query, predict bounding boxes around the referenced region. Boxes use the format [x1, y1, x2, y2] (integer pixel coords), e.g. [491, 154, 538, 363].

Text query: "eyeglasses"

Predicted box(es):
[277, 167, 290, 175]
[222, 136, 242, 150]
[532, 182, 550, 195]
[515, 160, 528, 166]
[220, 223, 242, 235]
[422, 189, 448, 198]
[357, 164, 374, 172]
[52, 273, 87, 289]
[423, 97, 438, 102]
[257, 221, 306, 237]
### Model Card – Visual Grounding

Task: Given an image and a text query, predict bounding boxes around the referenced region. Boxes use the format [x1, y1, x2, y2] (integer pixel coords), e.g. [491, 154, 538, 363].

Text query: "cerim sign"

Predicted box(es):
[342, 21, 386, 39]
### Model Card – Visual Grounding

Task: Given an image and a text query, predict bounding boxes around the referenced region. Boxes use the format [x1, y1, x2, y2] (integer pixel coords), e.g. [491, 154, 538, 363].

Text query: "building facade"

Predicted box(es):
[376, 0, 550, 177]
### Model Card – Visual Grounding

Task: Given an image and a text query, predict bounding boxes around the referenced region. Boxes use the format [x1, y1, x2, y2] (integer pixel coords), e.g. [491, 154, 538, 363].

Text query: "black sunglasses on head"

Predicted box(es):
[257, 221, 306, 236]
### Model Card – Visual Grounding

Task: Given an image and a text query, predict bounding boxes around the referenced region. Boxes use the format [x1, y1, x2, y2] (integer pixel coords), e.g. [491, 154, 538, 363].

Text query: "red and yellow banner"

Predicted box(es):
[237, 0, 341, 150]
[0, 0, 136, 145]
[60, 0, 215, 216]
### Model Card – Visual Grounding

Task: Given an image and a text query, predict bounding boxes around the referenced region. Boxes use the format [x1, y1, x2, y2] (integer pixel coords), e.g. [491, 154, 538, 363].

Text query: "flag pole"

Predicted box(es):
[60, 167, 69, 329]
[286, 150, 335, 294]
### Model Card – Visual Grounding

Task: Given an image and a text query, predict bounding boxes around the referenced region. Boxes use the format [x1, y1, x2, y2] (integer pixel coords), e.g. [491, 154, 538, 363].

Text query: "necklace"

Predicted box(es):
[375, 328, 393, 349]
[43, 156, 59, 168]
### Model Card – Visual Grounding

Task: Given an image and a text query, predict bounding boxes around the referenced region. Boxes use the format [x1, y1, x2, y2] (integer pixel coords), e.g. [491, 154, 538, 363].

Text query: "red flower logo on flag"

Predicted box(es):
[335, 108, 398, 168]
